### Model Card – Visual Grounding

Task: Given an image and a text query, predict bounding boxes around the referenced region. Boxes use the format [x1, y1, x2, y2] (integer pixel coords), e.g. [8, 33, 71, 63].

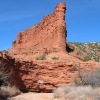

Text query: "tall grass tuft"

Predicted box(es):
[0, 86, 21, 99]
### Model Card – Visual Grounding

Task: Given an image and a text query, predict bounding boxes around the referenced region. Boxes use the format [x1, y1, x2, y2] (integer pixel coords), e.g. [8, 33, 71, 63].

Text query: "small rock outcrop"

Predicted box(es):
[10, 2, 67, 56]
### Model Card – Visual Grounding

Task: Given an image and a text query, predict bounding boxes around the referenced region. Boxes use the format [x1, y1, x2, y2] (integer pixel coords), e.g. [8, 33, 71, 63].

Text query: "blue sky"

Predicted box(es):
[0, 0, 100, 50]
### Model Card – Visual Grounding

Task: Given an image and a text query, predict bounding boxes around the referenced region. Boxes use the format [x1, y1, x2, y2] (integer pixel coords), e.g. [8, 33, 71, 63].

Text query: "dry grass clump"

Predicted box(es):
[53, 86, 100, 100]
[0, 85, 21, 99]
[53, 86, 70, 99]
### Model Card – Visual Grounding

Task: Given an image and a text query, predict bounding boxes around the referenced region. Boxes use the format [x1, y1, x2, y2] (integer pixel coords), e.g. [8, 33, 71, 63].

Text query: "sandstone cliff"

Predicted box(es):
[0, 52, 100, 92]
[9, 2, 67, 56]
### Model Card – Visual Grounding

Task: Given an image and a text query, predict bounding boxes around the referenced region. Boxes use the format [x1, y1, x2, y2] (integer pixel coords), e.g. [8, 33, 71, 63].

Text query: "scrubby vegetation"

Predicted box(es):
[52, 56, 59, 60]
[53, 85, 100, 100]
[83, 56, 91, 62]
[81, 68, 100, 87]
[74, 67, 100, 87]
[0, 86, 21, 99]
[70, 42, 100, 62]
[54, 68, 100, 100]
[36, 55, 46, 60]
[0, 60, 21, 99]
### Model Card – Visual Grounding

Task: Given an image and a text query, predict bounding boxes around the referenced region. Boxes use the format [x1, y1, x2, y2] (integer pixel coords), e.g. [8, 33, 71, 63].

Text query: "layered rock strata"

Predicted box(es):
[0, 52, 99, 92]
[1, 2, 99, 93]
[10, 2, 67, 55]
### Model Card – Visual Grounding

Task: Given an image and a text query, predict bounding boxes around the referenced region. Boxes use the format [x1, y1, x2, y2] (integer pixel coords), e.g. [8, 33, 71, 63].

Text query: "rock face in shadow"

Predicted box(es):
[0, 52, 100, 92]
[9, 2, 67, 56]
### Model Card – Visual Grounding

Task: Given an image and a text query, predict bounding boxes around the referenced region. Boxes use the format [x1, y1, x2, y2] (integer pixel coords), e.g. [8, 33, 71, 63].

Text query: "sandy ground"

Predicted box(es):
[10, 93, 55, 100]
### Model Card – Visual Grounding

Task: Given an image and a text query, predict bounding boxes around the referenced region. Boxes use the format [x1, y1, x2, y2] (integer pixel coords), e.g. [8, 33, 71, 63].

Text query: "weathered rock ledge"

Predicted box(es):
[0, 52, 100, 92]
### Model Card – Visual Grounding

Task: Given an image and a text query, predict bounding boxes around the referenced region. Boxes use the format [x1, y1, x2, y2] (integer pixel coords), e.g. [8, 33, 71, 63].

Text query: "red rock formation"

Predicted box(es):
[0, 52, 100, 92]
[9, 2, 67, 56]
[1, 2, 100, 93]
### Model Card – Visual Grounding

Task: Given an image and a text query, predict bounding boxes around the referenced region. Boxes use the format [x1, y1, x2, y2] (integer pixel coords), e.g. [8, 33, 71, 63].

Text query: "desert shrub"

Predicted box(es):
[81, 69, 100, 87]
[76, 64, 100, 87]
[52, 56, 59, 60]
[94, 56, 100, 62]
[53, 86, 70, 99]
[74, 78, 81, 86]
[0, 86, 21, 99]
[36, 55, 46, 60]
[53, 86, 100, 100]
[83, 56, 91, 62]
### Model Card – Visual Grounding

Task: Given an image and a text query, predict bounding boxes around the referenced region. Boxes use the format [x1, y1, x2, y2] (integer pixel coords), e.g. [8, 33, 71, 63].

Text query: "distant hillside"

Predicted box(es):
[69, 42, 100, 62]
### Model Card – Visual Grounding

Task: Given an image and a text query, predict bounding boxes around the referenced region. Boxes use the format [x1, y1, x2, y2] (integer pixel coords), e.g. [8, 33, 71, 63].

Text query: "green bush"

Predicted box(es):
[36, 55, 46, 60]
[52, 57, 59, 60]
[83, 56, 91, 62]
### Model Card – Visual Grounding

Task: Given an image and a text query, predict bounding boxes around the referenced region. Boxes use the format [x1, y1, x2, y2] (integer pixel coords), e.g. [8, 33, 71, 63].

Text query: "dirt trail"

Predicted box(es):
[10, 93, 54, 100]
